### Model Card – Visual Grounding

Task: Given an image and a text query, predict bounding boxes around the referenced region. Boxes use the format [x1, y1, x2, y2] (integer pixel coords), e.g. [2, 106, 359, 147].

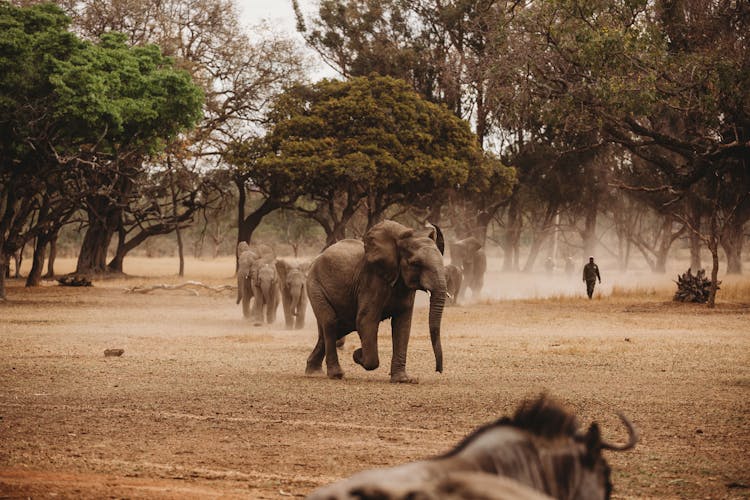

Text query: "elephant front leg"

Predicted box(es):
[353, 316, 380, 371]
[389, 311, 417, 383]
[323, 327, 345, 379]
[282, 291, 294, 329]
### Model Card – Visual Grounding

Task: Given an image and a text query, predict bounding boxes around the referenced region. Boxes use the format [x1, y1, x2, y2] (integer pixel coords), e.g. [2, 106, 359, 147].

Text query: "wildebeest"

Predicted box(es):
[306, 395, 638, 500]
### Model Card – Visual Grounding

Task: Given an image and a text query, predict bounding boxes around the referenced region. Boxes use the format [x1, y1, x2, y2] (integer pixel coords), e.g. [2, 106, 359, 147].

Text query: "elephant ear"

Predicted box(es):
[364, 220, 412, 287]
[425, 222, 445, 255]
[298, 259, 312, 274]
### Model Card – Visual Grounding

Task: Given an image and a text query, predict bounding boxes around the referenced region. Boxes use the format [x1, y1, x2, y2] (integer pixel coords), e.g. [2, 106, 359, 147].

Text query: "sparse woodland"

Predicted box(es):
[2, 0, 748, 307]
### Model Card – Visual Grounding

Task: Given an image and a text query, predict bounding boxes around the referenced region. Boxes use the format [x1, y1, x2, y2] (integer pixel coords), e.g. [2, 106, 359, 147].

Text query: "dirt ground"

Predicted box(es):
[1, 257, 749, 499]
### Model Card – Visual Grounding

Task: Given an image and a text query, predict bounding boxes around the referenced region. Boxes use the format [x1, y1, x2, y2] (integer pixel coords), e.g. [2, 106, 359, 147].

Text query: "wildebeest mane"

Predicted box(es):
[440, 395, 579, 458]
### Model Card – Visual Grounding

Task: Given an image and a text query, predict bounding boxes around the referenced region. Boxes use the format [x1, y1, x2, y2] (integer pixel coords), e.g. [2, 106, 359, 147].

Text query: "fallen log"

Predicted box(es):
[57, 274, 93, 287]
[124, 281, 236, 296]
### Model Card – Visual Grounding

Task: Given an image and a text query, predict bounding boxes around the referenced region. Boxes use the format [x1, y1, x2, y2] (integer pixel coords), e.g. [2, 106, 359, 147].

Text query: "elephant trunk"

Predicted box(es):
[428, 281, 446, 373]
[261, 280, 273, 302]
[290, 285, 302, 315]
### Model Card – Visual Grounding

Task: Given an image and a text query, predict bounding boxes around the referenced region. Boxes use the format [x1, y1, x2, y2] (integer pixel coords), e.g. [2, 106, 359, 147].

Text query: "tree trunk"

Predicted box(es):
[688, 200, 702, 270]
[12, 245, 24, 278]
[76, 222, 116, 274]
[720, 220, 744, 274]
[325, 221, 348, 247]
[653, 216, 677, 274]
[238, 197, 282, 244]
[26, 235, 50, 287]
[107, 226, 127, 274]
[0, 253, 7, 300]
[44, 232, 58, 279]
[77, 200, 119, 274]
[502, 195, 522, 272]
[582, 197, 599, 258]
[707, 195, 720, 308]
[522, 234, 548, 272]
[176, 226, 185, 276]
[523, 204, 557, 272]
[169, 168, 185, 277]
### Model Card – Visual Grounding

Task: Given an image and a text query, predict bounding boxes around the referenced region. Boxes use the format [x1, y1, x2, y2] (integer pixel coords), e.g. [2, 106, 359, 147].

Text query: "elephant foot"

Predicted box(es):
[305, 365, 324, 377]
[353, 348, 379, 370]
[253, 321, 263, 327]
[390, 372, 419, 384]
[336, 338, 346, 349]
[326, 367, 344, 379]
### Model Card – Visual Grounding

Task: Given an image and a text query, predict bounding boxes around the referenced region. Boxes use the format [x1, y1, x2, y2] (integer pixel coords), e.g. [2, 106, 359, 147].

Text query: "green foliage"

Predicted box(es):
[1, 3, 202, 160]
[259, 74, 485, 200]
[0, 2, 204, 281]
[49, 32, 203, 153]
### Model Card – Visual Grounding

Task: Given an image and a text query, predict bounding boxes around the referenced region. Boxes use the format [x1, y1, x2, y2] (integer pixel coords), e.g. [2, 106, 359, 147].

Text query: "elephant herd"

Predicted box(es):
[236, 241, 308, 329]
[236, 221, 488, 383]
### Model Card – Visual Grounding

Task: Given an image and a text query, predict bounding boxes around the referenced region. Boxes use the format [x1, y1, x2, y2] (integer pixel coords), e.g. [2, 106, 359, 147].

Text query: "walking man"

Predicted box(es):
[582, 256, 601, 299]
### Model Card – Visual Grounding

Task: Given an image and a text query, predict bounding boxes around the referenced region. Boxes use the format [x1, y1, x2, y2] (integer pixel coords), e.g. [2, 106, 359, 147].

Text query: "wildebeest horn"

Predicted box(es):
[600, 412, 638, 451]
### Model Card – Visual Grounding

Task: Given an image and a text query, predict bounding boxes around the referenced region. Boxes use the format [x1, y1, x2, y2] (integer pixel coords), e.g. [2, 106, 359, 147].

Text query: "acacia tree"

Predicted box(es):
[230, 75, 512, 246]
[296, 0, 520, 241]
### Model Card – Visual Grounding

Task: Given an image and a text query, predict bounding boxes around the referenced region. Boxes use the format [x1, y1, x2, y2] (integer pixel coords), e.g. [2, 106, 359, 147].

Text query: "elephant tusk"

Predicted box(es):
[446, 292, 453, 300]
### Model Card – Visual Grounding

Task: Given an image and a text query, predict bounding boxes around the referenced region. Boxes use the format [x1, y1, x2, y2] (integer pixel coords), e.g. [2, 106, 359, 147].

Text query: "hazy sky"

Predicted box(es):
[236, 0, 338, 80]
[236, 0, 315, 34]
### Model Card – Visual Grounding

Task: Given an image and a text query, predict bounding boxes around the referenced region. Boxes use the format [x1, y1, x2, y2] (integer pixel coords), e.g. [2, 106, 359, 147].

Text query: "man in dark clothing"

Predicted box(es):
[582, 256, 601, 299]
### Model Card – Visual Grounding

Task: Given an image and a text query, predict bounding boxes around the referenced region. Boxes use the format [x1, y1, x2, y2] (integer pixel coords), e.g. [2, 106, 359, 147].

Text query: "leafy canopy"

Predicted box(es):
[249, 74, 492, 205]
[0, 2, 203, 164]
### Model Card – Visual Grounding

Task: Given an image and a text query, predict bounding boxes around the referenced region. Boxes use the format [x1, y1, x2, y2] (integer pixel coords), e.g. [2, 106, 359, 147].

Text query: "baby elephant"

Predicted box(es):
[250, 260, 280, 326]
[276, 258, 309, 330]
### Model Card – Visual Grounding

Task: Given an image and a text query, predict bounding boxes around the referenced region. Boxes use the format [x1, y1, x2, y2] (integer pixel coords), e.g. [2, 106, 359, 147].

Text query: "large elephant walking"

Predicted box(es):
[276, 258, 308, 330]
[305, 220, 447, 383]
[449, 236, 486, 299]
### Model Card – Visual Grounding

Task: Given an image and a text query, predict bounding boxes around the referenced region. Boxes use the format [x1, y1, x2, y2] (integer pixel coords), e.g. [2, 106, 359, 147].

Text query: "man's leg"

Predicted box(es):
[586, 280, 595, 299]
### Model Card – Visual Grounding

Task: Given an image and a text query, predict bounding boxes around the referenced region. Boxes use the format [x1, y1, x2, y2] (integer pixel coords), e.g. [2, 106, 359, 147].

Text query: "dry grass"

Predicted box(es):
[1, 256, 749, 499]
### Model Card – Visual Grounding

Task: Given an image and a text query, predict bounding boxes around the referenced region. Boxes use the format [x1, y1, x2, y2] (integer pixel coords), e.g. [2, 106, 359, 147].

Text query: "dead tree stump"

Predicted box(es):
[673, 268, 719, 303]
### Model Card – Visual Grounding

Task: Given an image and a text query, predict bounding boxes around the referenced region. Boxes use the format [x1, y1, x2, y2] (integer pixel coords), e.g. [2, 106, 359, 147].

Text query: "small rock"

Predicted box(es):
[104, 349, 124, 357]
[695, 428, 703, 434]
[624, 337, 631, 342]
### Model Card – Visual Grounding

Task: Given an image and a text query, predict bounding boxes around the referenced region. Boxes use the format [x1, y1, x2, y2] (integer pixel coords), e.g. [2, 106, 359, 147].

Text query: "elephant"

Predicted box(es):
[276, 258, 309, 330]
[236, 242, 259, 318]
[449, 236, 486, 300]
[250, 259, 280, 326]
[444, 264, 463, 306]
[236, 241, 277, 319]
[305, 220, 447, 383]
